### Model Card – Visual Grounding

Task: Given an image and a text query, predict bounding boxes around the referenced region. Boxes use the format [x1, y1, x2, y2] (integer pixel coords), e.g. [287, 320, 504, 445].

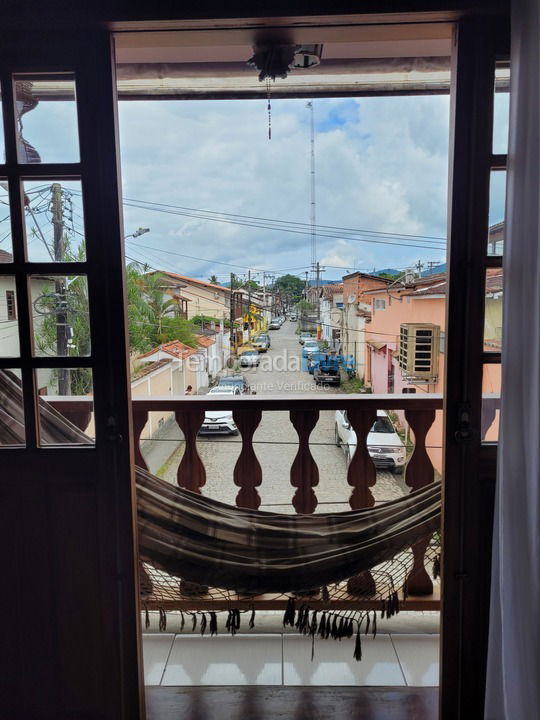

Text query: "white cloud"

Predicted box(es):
[117, 95, 451, 281]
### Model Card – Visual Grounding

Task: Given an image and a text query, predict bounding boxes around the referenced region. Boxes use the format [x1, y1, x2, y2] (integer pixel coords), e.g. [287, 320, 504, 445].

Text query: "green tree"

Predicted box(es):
[296, 299, 315, 313]
[208, 274, 219, 283]
[230, 276, 262, 291]
[126, 265, 197, 350]
[274, 274, 305, 302]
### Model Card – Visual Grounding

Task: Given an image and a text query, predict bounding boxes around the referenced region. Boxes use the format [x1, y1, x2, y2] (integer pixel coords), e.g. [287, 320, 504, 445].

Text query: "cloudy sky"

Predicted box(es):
[118, 95, 451, 283]
[9, 85, 508, 284]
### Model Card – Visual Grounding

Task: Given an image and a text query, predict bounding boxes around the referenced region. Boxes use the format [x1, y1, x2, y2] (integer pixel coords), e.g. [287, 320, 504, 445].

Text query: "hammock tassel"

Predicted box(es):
[433, 554, 441, 580]
[283, 596, 296, 627]
[249, 608, 256, 629]
[144, 606, 150, 629]
[354, 628, 362, 661]
[372, 611, 377, 639]
[325, 615, 332, 639]
[365, 613, 370, 636]
[200, 613, 207, 636]
[322, 586, 330, 603]
[393, 590, 400, 615]
[318, 612, 326, 638]
[159, 608, 167, 631]
[338, 617, 345, 640]
[191, 613, 197, 632]
[209, 611, 218, 636]
[180, 611, 185, 632]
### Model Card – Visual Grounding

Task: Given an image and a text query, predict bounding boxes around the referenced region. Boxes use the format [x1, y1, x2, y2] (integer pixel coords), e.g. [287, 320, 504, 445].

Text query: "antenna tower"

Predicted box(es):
[307, 101, 316, 278]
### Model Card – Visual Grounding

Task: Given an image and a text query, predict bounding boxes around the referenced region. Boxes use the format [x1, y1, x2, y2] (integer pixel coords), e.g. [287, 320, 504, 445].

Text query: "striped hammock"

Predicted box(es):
[0, 370, 441, 596]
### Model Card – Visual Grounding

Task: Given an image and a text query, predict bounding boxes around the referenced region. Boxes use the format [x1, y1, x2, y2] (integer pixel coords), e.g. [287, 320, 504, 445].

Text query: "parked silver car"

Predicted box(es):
[334, 409, 406, 473]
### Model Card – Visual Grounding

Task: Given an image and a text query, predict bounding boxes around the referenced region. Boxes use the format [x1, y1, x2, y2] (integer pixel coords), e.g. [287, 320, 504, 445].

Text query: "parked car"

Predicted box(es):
[302, 340, 320, 358]
[299, 332, 313, 344]
[268, 319, 281, 330]
[289, 313, 297, 321]
[217, 373, 251, 394]
[252, 334, 270, 352]
[199, 386, 241, 435]
[240, 350, 260, 367]
[334, 410, 406, 473]
[313, 353, 341, 385]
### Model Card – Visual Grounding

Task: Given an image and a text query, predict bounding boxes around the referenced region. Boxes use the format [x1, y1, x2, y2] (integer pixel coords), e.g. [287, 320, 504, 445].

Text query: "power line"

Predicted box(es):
[121, 200, 446, 252]
[69, 188, 447, 250]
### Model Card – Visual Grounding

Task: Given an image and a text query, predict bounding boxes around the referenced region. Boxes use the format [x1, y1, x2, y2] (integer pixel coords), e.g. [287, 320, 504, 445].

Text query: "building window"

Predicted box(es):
[374, 298, 386, 310]
[6, 291, 16, 320]
[335, 302, 344, 308]
[398, 323, 440, 381]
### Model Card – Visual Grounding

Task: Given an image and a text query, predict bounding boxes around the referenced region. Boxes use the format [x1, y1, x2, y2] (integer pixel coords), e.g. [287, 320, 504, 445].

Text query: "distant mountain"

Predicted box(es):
[374, 268, 401, 277]
[421, 263, 447, 276]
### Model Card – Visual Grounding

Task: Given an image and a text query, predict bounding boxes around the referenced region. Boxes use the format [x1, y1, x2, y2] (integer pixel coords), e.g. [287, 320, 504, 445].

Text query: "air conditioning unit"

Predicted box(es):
[399, 323, 440, 380]
[403, 268, 416, 285]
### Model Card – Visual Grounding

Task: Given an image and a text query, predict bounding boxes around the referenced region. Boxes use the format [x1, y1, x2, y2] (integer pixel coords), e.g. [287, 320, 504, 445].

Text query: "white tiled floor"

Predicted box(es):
[143, 634, 175, 685]
[143, 633, 440, 687]
[390, 634, 440, 686]
[161, 634, 283, 686]
[283, 634, 405, 686]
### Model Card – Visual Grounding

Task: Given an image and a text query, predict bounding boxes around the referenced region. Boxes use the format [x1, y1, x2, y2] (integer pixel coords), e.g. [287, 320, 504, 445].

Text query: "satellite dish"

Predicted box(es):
[348, 294, 357, 304]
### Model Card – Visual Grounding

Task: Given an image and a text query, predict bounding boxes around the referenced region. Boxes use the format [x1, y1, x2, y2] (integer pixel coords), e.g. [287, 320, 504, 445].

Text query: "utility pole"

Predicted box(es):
[51, 183, 70, 394]
[229, 272, 236, 355]
[415, 259, 424, 277]
[247, 270, 252, 331]
[315, 261, 321, 322]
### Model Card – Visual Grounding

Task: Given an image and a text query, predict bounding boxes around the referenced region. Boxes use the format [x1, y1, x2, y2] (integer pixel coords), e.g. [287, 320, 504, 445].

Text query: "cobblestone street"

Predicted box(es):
[143, 320, 408, 512]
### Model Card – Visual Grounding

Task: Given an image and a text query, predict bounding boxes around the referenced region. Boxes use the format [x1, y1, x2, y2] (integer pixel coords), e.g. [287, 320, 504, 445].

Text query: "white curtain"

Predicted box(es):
[485, 1, 540, 718]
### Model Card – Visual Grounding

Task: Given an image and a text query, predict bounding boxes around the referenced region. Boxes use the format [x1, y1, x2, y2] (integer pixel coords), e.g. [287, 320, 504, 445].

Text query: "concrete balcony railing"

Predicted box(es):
[47, 393, 444, 603]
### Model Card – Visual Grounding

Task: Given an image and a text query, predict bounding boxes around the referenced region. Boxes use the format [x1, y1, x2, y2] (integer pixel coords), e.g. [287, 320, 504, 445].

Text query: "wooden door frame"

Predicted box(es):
[0, 5, 509, 719]
[441, 16, 507, 719]
[0, 29, 143, 719]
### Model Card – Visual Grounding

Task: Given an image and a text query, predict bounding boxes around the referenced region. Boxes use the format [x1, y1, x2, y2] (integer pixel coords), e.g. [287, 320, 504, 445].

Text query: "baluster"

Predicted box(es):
[404, 408, 436, 491]
[132, 408, 149, 471]
[232, 408, 262, 509]
[175, 407, 206, 492]
[346, 406, 377, 509]
[65, 407, 92, 433]
[289, 409, 319, 513]
[345, 406, 377, 598]
[404, 407, 437, 595]
[481, 397, 499, 440]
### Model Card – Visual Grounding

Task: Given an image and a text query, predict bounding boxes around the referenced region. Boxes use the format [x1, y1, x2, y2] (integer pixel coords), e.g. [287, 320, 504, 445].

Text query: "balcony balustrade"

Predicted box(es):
[47, 393, 444, 609]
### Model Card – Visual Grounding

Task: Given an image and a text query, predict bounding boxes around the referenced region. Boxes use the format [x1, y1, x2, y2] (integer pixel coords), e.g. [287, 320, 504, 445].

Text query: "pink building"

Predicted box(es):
[365, 272, 501, 472]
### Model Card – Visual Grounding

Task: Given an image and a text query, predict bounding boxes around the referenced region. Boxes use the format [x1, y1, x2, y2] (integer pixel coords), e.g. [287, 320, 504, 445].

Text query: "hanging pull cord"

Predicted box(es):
[266, 77, 272, 140]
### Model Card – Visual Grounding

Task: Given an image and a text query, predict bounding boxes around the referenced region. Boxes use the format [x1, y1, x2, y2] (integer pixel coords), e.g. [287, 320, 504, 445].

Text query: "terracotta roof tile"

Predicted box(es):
[132, 358, 172, 380]
[195, 334, 215, 348]
[159, 271, 230, 293]
[138, 340, 197, 360]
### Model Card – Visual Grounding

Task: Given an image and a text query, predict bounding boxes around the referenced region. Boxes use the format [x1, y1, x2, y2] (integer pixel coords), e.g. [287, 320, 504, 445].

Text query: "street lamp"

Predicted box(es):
[125, 227, 150, 239]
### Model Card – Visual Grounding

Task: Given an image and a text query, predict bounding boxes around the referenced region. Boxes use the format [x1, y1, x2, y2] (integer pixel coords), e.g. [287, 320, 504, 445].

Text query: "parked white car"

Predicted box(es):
[240, 350, 260, 367]
[199, 386, 241, 435]
[334, 409, 406, 474]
